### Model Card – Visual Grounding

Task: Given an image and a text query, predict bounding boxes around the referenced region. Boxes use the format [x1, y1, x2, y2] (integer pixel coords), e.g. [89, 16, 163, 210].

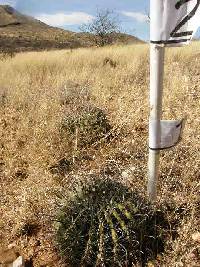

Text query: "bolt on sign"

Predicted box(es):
[147, 0, 200, 201]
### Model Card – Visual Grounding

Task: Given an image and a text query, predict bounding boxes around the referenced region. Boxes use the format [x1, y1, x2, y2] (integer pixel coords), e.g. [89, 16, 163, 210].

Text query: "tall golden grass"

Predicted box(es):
[0, 43, 199, 266]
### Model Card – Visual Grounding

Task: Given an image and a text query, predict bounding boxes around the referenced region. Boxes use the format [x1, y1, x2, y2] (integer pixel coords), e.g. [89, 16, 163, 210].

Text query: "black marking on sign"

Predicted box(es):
[170, 0, 200, 38]
[175, 0, 192, 9]
[150, 38, 191, 44]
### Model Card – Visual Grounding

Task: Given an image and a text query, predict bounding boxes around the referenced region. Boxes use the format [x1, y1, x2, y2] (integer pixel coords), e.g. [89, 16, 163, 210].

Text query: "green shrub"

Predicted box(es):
[55, 178, 169, 266]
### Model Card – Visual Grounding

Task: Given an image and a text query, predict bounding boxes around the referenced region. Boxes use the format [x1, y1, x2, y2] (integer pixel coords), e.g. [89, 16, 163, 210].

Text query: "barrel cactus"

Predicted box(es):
[55, 178, 167, 266]
[61, 107, 112, 147]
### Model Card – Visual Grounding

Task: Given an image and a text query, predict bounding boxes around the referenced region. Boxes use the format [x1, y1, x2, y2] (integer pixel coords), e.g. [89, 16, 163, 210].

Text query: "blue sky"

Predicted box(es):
[0, 0, 150, 40]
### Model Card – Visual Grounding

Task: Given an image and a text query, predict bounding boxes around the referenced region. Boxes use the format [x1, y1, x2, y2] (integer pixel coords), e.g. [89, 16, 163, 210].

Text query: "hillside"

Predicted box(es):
[0, 5, 143, 52]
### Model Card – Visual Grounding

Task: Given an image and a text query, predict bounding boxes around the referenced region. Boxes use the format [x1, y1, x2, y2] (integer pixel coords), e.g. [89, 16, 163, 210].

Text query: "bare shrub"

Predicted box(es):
[103, 57, 117, 68]
[0, 49, 16, 60]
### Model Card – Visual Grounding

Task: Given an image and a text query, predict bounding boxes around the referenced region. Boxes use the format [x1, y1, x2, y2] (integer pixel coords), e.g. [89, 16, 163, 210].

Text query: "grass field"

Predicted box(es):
[0, 43, 199, 266]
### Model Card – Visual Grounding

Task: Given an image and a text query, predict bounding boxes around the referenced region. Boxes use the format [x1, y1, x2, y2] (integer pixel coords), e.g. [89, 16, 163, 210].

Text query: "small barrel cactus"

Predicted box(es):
[55, 178, 167, 266]
[61, 107, 112, 147]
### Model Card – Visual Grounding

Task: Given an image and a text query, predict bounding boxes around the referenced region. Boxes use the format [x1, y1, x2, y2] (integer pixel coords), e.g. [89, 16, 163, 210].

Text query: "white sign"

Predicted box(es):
[149, 119, 186, 150]
[151, 0, 200, 46]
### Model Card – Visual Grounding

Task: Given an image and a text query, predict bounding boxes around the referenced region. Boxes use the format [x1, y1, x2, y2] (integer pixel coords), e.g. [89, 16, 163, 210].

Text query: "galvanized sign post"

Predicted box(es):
[148, 0, 200, 201]
[147, 44, 165, 201]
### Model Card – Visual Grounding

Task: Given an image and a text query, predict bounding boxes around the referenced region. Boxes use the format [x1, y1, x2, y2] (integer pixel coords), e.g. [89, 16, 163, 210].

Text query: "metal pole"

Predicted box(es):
[147, 44, 165, 201]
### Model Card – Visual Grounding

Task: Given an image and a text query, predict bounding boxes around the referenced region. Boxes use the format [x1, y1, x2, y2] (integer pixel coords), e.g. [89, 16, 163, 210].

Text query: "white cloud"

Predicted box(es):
[0, 0, 17, 6]
[121, 11, 148, 23]
[36, 12, 94, 27]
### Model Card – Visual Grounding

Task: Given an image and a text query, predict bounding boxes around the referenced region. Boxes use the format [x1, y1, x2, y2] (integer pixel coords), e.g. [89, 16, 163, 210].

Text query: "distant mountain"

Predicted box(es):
[0, 5, 44, 27]
[0, 5, 143, 52]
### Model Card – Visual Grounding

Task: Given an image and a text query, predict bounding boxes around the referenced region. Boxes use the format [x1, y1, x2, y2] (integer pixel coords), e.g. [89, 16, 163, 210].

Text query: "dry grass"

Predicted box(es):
[0, 43, 199, 266]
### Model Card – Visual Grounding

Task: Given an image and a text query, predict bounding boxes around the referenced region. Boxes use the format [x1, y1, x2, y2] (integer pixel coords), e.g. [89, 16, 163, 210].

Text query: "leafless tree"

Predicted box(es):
[80, 9, 121, 46]
[144, 7, 150, 23]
